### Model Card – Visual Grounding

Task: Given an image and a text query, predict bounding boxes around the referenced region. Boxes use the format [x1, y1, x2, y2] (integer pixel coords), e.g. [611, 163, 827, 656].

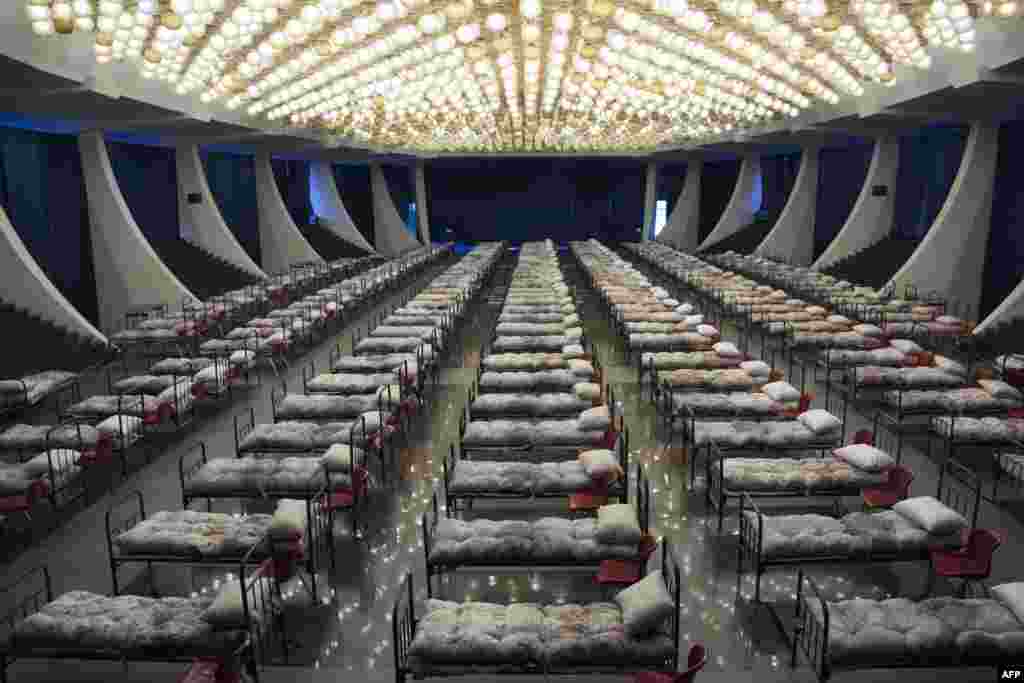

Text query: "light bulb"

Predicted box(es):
[486, 13, 506, 31]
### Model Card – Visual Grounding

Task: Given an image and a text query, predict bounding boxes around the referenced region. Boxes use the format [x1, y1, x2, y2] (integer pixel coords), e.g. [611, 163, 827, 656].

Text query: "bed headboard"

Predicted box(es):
[178, 441, 209, 508]
[0, 566, 53, 659]
[234, 407, 256, 456]
[269, 381, 288, 422]
[658, 539, 682, 672]
[937, 458, 982, 529]
[636, 465, 650, 535]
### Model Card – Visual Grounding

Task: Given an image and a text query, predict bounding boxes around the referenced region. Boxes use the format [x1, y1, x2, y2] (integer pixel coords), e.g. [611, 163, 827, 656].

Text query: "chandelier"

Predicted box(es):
[24, 0, 1017, 152]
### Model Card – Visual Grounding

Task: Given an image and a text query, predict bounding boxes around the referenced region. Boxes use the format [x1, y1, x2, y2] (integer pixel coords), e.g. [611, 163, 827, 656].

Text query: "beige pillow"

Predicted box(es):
[568, 359, 595, 378]
[578, 405, 611, 431]
[574, 382, 602, 402]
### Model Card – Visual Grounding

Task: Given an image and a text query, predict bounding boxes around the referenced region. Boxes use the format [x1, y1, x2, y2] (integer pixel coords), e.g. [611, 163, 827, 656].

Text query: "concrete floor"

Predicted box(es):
[1, 246, 1020, 683]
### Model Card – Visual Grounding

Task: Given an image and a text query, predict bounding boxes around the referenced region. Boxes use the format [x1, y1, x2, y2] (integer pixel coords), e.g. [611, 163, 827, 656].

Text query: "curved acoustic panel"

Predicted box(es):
[371, 163, 420, 256]
[976, 278, 1024, 335]
[0, 202, 106, 345]
[78, 131, 196, 334]
[255, 154, 323, 273]
[887, 122, 999, 320]
[309, 161, 377, 253]
[642, 163, 658, 240]
[698, 156, 762, 252]
[812, 137, 899, 271]
[657, 161, 701, 253]
[756, 147, 819, 266]
[177, 145, 266, 280]
[414, 161, 430, 245]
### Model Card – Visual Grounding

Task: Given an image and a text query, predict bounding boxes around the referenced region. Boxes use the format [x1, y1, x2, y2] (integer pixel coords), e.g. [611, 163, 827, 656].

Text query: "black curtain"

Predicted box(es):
[814, 141, 873, 259]
[423, 158, 645, 244]
[759, 152, 801, 223]
[698, 159, 741, 243]
[981, 119, 1024, 318]
[892, 124, 968, 239]
[201, 149, 261, 264]
[107, 140, 180, 245]
[333, 163, 375, 248]
[656, 162, 687, 217]
[271, 158, 313, 228]
[380, 164, 416, 237]
[0, 127, 98, 325]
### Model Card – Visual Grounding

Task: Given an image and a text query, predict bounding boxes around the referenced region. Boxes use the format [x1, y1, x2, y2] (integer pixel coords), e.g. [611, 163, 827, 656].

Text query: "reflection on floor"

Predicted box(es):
[2, 249, 1021, 683]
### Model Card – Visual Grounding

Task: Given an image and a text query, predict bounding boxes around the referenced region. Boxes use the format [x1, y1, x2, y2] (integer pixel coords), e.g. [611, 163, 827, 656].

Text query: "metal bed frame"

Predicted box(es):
[391, 540, 682, 683]
[0, 371, 83, 422]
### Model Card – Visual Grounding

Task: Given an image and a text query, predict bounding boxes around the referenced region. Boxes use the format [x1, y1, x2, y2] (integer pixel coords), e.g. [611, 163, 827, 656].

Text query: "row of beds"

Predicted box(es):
[0, 249, 450, 529]
[0, 247, 477, 682]
[626, 240, 1024, 681]
[394, 241, 683, 682]
[700, 249, 1024, 502]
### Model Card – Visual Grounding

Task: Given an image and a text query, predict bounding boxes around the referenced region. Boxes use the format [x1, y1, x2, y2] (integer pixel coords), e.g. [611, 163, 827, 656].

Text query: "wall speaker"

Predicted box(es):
[187, 193, 202, 204]
[871, 185, 888, 197]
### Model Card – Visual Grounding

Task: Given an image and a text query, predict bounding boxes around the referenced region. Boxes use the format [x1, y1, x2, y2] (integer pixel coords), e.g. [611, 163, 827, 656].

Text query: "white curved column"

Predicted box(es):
[415, 161, 430, 245]
[657, 161, 701, 253]
[756, 146, 819, 266]
[886, 122, 997, 320]
[0, 203, 107, 345]
[642, 163, 657, 241]
[176, 145, 266, 279]
[255, 154, 323, 274]
[78, 131, 197, 334]
[976, 278, 1024, 335]
[697, 155, 761, 252]
[371, 163, 420, 256]
[812, 137, 899, 271]
[309, 161, 377, 254]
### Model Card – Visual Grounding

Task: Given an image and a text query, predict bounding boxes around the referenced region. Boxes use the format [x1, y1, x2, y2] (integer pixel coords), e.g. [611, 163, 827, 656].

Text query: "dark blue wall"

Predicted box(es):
[892, 124, 968, 239]
[814, 141, 873, 259]
[333, 163, 375, 248]
[656, 162, 688, 217]
[271, 158, 313, 229]
[698, 159, 741, 243]
[759, 151, 801, 223]
[201, 149, 261, 264]
[107, 140, 180, 245]
[0, 126, 98, 325]
[981, 119, 1024, 318]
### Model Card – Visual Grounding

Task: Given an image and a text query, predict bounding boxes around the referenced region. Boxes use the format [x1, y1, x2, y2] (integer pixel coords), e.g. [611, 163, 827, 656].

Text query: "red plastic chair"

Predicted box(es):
[929, 529, 1003, 597]
[633, 643, 708, 683]
[597, 535, 659, 586]
[861, 464, 914, 509]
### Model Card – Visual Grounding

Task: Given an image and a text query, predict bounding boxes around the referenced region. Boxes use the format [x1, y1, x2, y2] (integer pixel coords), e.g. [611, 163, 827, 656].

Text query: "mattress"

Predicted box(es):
[930, 416, 1024, 442]
[305, 373, 394, 394]
[150, 358, 214, 376]
[495, 323, 566, 337]
[790, 333, 883, 349]
[0, 450, 81, 496]
[385, 314, 446, 327]
[354, 337, 425, 354]
[670, 392, 783, 417]
[660, 368, 756, 390]
[471, 393, 592, 418]
[275, 394, 386, 420]
[68, 395, 163, 419]
[693, 421, 840, 448]
[113, 375, 183, 396]
[824, 349, 907, 368]
[332, 353, 417, 373]
[371, 325, 437, 340]
[0, 423, 104, 451]
[237, 421, 365, 453]
[462, 420, 607, 452]
[114, 510, 274, 559]
[479, 370, 578, 392]
[854, 367, 964, 389]
[492, 336, 570, 353]
[184, 456, 350, 497]
[745, 508, 961, 560]
[503, 305, 564, 314]
[805, 595, 1024, 667]
[407, 600, 675, 674]
[499, 313, 564, 324]
[12, 591, 248, 655]
[641, 351, 741, 370]
[721, 457, 883, 492]
[628, 333, 713, 350]
[482, 354, 568, 371]
[882, 388, 1017, 412]
[96, 415, 145, 447]
[448, 460, 625, 496]
[429, 517, 636, 564]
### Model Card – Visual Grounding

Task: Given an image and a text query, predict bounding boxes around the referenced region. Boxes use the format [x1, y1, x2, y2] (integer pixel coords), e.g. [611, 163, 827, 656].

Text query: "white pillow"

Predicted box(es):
[323, 443, 360, 472]
[22, 451, 57, 478]
[713, 341, 741, 356]
[614, 570, 674, 638]
[763, 381, 800, 402]
[696, 324, 718, 338]
[675, 304, 695, 315]
[890, 339, 923, 354]
[574, 382, 602, 402]
[833, 444, 895, 472]
[652, 287, 669, 299]
[578, 405, 611, 431]
[797, 409, 841, 434]
[561, 304, 576, 315]
[684, 314, 704, 326]
[827, 314, 851, 324]
[892, 496, 968, 536]
[595, 503, 642, 545]
[663, 298, 680, 308]
[359, 411, 384, 432]
[854, 324, 884, 337]
[562, 344, 586, 359]
[269, 499, 307, 540]
[935, 315, 961, 325]
[229, 350, 256, 366]
[932, 355, 966, 377]
[579, 449, 619, 478]
[740, 360, 771, 377]
[805, 306, 827, 316]
[568, 359, 595, 377]
[992, 583, 1024, 624]
[565, 326, 583, 340]
[563, 314, 580, 327]
[203, 577, 273, 627]
[980, 379, 1023, 401]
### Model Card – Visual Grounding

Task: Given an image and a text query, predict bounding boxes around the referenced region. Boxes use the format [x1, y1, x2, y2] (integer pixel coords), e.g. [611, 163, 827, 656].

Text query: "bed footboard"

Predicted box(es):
[793, 569, 831, 682]
[179, 441, 209, 508]
[392, 572, 416, 683]
[736, 493, 765, 601]
[0, 566, 53, 683]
